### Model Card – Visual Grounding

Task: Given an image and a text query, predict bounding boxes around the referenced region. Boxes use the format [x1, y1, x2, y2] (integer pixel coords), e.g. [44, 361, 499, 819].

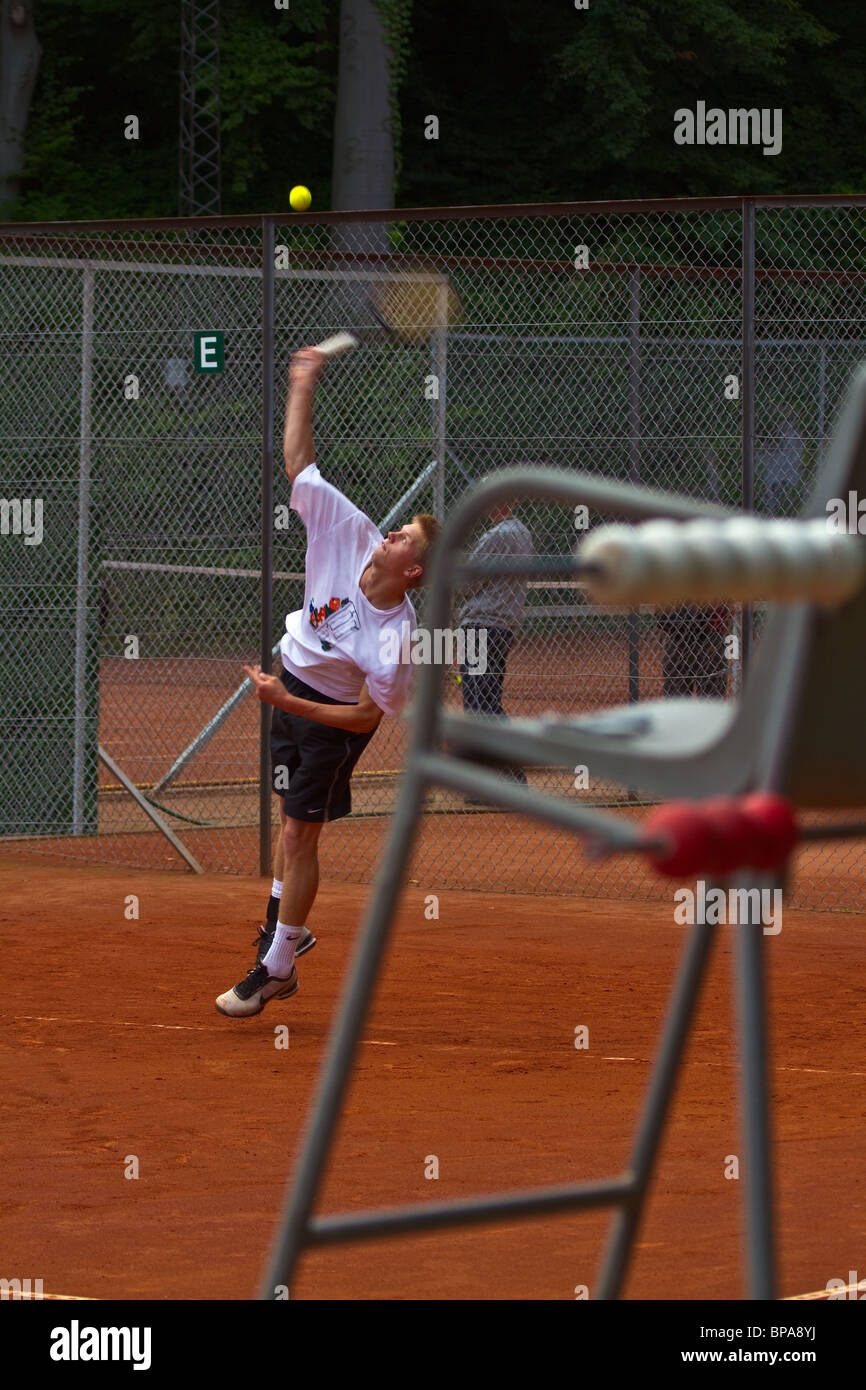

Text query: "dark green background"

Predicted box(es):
[4, 0, 865, 224]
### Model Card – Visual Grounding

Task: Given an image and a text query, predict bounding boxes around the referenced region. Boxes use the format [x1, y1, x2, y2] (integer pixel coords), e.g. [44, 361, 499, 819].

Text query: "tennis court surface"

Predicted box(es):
[2, 854, 862, 1301]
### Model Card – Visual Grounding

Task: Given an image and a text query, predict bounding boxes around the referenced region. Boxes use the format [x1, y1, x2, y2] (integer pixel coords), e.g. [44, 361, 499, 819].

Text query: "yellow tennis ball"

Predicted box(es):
[289, 185, 312, 212]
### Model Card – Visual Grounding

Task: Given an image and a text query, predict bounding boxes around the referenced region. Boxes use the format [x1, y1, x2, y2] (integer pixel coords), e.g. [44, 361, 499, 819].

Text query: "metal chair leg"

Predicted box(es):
[258, 767, 428, 1299]
[597, 915, 717, 1298]
[734, 877, 777, 1299]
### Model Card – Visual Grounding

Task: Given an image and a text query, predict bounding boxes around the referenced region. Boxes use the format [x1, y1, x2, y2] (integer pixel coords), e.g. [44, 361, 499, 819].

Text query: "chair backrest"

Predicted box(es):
[735, 363, 866, 806]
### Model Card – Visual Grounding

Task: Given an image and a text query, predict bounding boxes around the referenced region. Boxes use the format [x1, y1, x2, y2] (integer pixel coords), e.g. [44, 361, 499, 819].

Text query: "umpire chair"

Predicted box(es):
[259, 364, 866, 1301]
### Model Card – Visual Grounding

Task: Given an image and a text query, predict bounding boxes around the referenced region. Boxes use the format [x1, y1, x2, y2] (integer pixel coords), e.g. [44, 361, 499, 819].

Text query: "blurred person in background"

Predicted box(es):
[456, 502, 533, 800]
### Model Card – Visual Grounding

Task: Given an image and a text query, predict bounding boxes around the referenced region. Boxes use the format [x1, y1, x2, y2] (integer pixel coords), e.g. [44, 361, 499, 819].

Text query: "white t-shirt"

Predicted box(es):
[279, 463, 417, 717]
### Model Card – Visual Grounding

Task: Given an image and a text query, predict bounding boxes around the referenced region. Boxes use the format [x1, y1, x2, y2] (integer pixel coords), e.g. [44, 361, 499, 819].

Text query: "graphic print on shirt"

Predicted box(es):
[309, 595, 359, 650]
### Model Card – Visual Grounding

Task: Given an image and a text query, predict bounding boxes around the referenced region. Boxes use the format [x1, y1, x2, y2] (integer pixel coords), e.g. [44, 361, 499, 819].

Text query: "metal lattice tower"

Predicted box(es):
[178, 0, 221, 216]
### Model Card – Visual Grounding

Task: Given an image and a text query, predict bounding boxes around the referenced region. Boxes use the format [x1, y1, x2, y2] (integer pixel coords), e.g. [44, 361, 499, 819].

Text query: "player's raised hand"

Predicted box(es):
[244, 664, 289, 709]
[289, 346, 326, 389]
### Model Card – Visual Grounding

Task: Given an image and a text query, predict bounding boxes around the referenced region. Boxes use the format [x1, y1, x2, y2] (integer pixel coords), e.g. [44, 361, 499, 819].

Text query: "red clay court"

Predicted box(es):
[2, 839, 863, 1301]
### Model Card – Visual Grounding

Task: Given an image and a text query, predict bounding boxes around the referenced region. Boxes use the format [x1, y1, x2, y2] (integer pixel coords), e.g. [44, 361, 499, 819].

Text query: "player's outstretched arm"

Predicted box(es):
[244, 665, 384, 735]
[283, 347, 326, 483]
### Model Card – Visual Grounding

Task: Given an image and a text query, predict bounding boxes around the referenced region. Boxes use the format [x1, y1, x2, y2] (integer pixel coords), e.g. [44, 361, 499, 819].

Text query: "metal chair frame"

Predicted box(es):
[260, 366, 866, 1301]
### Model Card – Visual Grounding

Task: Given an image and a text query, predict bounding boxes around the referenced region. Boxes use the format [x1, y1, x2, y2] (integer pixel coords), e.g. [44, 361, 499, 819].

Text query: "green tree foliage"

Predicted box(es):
[11, 0, 335, 220]
[220, 0, 334, 202]
[400, 0, 861, 205]
[6, 0, 866, 222]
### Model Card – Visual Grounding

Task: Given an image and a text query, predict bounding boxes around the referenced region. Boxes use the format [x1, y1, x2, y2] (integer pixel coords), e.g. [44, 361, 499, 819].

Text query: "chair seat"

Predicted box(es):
[441, 698, 741, 801]
[564, 698, 735, 757]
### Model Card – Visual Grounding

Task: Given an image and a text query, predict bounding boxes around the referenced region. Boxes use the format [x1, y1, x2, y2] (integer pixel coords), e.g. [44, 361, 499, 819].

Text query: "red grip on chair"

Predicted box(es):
[739, 793, 798, 870]
[701, 798, 755, 876]
[643, 794, 798, 877]
[643, 803, 715, 877]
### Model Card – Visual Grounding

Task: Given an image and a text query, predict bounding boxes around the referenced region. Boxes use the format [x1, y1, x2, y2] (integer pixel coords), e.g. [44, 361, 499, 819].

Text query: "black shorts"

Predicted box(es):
[270, 668, 376, 823]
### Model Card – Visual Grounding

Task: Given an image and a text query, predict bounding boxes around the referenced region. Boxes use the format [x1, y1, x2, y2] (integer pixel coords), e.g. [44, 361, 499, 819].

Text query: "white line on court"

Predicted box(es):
[12, 1015, 399, 1041]
[9, 1017, 866, 1078]
[13, 1014, 226, 1033]
[786, 1279, 866, 1300]
[600, 1055, 866, 1078]
[6, 1292, 98, 1301]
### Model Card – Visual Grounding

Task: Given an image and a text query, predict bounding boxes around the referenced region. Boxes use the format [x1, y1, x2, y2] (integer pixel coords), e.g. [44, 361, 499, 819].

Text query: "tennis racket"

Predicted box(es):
[314, 273, 463, 359]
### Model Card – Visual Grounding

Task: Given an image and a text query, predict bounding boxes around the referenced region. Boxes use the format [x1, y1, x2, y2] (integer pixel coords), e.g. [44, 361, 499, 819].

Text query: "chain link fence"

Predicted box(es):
[1, 198, 865, 909]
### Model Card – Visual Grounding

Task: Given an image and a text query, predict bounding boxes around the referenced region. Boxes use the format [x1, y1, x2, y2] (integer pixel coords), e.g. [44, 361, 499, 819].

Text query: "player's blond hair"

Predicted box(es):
[406, 513, 441, 589]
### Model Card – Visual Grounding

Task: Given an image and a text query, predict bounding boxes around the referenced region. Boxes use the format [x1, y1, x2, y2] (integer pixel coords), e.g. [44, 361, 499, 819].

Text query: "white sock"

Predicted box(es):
[271, 878, 283, 900]
[263, 922, 303, 977]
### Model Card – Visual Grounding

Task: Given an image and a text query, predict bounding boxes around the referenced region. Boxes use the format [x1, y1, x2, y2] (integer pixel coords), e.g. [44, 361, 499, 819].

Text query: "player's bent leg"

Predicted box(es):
[221, 712, 371, 1016]
[253, 807, 317, 965]
[257, 818, 322, 977]
[279, 816, 323, 925]
[217, 821, 323, 1018]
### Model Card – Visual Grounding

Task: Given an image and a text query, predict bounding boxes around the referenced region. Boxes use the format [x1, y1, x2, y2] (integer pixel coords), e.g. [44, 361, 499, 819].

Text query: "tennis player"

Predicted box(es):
[216, 346, 439, 1017]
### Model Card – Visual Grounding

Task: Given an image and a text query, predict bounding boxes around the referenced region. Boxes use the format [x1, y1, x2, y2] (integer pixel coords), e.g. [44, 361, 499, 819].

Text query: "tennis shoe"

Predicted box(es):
[216, 962, 298, 1018]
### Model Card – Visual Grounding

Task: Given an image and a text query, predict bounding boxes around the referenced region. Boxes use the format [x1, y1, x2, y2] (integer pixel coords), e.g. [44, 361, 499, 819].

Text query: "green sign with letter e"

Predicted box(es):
[194, 331, 225, 372]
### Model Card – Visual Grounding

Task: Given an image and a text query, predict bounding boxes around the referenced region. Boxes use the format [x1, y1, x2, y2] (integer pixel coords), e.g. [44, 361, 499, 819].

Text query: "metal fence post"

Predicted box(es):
[741, 199, 756, 676]
[817, 342, 826, 468]
[432, 282, 448, 521]
[628, 267, 641, 707]
[260, 216, 276, 876]
[73, 264, 95, 834]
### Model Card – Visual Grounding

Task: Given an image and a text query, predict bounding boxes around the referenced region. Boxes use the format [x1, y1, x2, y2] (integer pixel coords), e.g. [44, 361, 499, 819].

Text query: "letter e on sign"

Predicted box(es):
[194, 331, 225, 373]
